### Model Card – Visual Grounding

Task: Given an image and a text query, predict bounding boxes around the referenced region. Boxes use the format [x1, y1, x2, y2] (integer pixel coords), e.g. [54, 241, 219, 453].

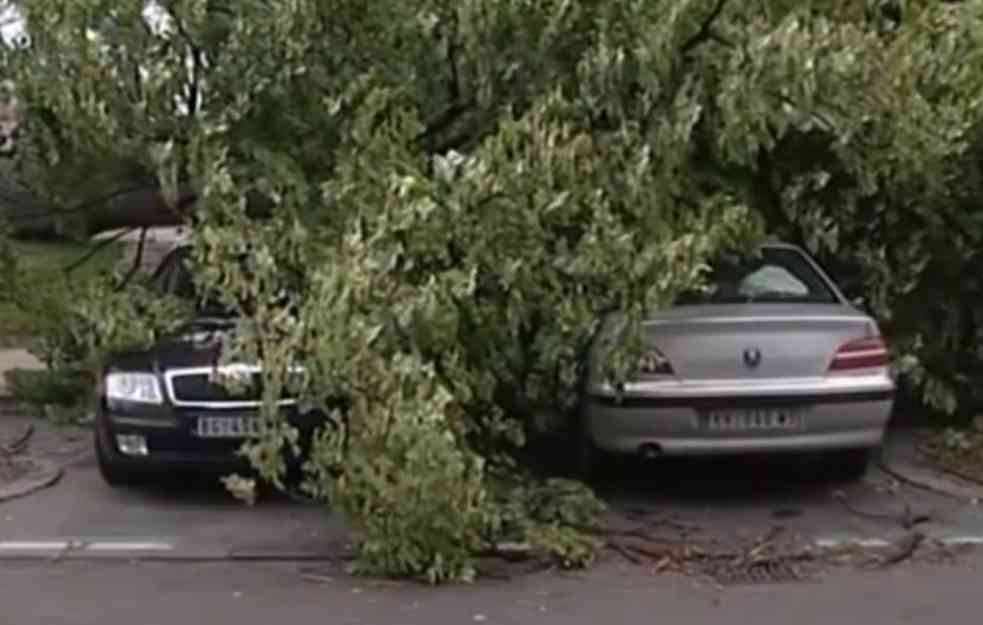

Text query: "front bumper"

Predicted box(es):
[583, 376, 895, 457]
[96, 401, 334, 473]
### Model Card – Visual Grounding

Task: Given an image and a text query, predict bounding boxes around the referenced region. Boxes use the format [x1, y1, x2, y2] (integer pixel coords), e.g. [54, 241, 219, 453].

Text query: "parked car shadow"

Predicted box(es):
[591, 454, 846, 502]
[107, 469, 317, 507]
[529, 428, 847, 483]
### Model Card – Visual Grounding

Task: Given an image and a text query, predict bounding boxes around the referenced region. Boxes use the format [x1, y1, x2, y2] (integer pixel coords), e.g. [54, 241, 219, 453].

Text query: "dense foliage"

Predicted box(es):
[3, 0, 983, 580]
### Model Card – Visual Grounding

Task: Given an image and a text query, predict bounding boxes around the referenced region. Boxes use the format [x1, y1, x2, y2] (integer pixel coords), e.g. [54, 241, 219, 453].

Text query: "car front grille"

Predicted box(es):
[169, 372, 263, 403]
[165, 367, 299, 407]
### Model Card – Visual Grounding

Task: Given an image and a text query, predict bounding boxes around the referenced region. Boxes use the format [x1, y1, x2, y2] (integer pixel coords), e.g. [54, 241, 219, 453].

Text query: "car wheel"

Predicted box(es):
[826, 448, 872, 482]
[95, 430, 145, 488]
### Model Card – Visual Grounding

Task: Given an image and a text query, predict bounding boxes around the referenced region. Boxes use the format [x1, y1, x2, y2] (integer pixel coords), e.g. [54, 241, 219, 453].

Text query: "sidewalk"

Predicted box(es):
[879, 427, 983, 501]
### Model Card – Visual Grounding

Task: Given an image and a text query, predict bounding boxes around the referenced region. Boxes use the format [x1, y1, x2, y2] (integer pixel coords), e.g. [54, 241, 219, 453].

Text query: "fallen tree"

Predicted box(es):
[3, 0, 983, 582]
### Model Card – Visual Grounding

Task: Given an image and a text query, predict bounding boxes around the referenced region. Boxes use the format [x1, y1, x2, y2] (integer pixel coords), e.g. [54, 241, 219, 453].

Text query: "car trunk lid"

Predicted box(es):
[644, 304, 876, 381]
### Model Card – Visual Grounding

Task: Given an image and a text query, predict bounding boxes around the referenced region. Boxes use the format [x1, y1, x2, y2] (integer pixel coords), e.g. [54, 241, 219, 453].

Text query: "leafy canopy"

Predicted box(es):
[5, 0, 983, 580]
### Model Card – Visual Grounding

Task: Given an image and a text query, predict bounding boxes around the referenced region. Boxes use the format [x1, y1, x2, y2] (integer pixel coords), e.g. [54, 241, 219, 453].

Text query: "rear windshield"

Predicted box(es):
[675, 247, 838, 305]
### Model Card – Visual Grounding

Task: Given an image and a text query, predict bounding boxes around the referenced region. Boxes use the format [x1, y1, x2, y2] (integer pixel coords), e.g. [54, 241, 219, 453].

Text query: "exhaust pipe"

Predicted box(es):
[638, 443, 662, 461]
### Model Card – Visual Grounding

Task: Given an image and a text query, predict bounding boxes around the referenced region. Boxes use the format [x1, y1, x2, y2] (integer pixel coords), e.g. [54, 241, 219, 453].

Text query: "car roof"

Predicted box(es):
[759, 238, 800, 250]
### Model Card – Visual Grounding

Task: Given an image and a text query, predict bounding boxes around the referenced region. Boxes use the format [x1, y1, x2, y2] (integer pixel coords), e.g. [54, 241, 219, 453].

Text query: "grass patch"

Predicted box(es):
[2, 367, 90, 416]
[0, 238, 123, 348]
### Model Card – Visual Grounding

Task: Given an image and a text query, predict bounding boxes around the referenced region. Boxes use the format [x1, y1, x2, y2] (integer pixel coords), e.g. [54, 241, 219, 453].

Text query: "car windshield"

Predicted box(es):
[164, 249, 300, 318]
[675, 247, 838, 305]
[169, 253, 235, 317]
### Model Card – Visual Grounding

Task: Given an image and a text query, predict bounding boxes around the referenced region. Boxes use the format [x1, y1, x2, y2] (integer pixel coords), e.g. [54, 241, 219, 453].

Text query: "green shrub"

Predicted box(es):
[2, 367, 89, 414]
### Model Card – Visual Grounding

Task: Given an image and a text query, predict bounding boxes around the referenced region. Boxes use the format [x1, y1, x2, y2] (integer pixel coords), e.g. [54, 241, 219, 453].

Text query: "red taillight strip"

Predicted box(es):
[834, 348, 888, 360]
[829, 336, 890, 371]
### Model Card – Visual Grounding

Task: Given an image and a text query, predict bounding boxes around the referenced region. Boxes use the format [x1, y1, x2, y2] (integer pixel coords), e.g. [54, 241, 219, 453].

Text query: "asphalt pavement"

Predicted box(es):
[1, 555, 980, 625]
[0, 449, 348, 559]
[3, 423, 983, 558]
[3, 419, 983, 623]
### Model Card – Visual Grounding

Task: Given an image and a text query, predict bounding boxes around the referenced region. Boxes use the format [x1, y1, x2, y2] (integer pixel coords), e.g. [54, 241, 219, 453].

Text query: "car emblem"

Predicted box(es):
[209, 363, 254, 384]
[743, 347, 762, 369]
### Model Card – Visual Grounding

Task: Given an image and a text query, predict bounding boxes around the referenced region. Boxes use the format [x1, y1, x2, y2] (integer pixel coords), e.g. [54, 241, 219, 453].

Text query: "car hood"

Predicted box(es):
[105, 317, 238, 373]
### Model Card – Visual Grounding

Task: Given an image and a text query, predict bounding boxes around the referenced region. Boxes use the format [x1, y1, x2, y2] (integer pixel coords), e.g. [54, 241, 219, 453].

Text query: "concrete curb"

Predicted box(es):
[877, 459, 983, 501]
[0, 458, 63, 503]
[877, 435, 983, 502]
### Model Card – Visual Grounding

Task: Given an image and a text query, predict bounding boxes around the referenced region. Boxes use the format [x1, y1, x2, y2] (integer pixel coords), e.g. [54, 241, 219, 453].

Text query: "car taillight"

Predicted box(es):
[828, 336, 890, 372]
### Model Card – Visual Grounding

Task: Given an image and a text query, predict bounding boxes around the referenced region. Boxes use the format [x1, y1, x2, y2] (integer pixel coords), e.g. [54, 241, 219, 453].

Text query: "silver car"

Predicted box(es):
[578, 242, 895, 480]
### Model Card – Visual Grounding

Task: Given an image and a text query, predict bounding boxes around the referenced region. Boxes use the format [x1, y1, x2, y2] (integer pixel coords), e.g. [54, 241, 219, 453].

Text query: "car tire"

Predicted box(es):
[826, 448, 872, 482]
[95, 430, 145, 488]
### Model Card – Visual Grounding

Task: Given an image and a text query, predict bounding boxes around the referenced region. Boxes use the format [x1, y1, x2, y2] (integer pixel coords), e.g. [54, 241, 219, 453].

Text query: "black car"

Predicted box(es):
[94, 245, 331, 487]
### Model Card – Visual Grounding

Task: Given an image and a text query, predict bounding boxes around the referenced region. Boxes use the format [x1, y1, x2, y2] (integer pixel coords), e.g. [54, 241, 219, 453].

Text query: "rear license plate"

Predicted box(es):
[195, 416, 265, 439]
[702, 409, 802, 431]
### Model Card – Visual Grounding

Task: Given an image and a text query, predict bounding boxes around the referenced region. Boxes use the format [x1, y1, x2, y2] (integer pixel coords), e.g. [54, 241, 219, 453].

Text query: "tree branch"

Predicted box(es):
[132, 60, 144, 103]
[2, 182, 161, 222]
[4, 182, 197, 233]
[171, 13, 204, 116]
[415, 99, 475, 150]
[773, 92, 836, 131]
[446, 16, 462, 102]
[115, 226, 148, 291]
[414, 17, 472, 151]
[62, 227, 136, 275]
[681, 0, 729, 55]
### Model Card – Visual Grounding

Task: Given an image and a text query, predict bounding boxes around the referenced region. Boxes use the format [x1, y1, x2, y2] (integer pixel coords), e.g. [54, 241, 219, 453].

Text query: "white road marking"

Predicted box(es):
[7, 535, 975, 559]
[816, 536, 983, 549]
[940, 536, 983, 546]
[83, 541, 174, 552]
[0, 539, 176, 553]
[0, 541, 68, 551]
[815, 538, 891, 549]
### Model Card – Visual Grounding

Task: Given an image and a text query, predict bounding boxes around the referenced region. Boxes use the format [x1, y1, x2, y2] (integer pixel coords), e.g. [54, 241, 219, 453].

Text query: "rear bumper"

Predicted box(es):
[583, 380, 894, 457]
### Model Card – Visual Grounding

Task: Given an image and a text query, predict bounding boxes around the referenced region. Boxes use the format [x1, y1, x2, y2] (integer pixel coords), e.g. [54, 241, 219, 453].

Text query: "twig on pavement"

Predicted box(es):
[875, 458, 967, 499]
[833, 489, 933, 529]
[869, 532, 925, 570]
[741, 526, 784, 564]
[607, 541, 643, 565]
[1, 423, 33, 455]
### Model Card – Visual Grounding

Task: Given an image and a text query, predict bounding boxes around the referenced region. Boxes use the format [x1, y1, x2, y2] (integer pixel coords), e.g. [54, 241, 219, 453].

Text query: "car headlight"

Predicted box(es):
[105, 372, 164, 404]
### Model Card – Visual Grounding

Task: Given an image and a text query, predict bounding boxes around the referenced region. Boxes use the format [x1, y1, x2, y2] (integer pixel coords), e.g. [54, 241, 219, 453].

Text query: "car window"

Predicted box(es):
[149, 248, 228, 315]
[153, 247, 298, 317]
[738, 264, 810, 298]
[675, 247, 838, 305]
[149, 249, 182, 294]
[169, 252, 197, 300]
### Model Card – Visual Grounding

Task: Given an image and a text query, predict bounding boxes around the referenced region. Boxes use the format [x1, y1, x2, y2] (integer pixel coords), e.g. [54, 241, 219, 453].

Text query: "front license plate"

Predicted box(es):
[195, 416, 265, 439]
[702, 409, 802, 431]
